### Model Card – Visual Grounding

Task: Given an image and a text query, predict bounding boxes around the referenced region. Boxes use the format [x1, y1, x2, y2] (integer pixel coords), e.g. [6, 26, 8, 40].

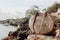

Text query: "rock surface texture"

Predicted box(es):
[27, 34, 60, 40]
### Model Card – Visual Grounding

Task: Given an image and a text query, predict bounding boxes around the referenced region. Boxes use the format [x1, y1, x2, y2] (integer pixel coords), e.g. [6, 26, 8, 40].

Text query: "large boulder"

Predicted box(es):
[29, 12, 54, 34]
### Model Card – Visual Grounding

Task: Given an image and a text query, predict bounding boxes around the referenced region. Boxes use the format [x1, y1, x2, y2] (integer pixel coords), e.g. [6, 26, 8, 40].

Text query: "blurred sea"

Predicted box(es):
[0, 24, 18, 40]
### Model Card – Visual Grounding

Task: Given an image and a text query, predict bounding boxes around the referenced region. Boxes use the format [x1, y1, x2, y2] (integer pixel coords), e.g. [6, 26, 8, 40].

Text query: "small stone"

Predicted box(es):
[55, 29, 60, 38]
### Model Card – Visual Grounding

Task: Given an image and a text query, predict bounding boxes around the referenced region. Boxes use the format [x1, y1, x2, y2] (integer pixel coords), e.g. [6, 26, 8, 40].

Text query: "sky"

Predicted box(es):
[0, 0, 60, 19]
